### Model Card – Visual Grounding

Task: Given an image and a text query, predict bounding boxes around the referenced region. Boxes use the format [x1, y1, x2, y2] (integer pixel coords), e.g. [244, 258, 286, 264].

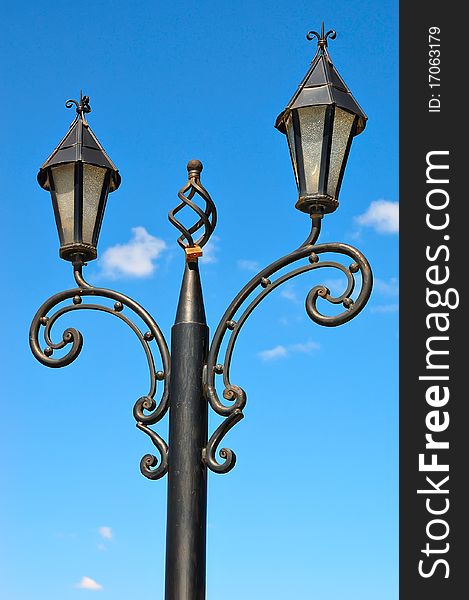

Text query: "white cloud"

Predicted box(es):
[356, 200, 399, 234]
[278, 315, 304, 327]
[374, 277, 399, 297]
[280, 287, 299, 303]
[99, 227, 166, 278]
[258, 345, 288, 361]
[200, 236, 219, 264]
[258, 340, 320, 362]
[290, 341, 320, 354]
[370, 303, 399, 314]
[76, 576, 103, 591]
[98, 526, 112, 541]
[237, 259, 260, 272]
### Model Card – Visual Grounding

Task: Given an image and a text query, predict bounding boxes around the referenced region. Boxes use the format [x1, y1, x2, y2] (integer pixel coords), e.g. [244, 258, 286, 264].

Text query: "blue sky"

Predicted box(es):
[0, 1, 398, 598]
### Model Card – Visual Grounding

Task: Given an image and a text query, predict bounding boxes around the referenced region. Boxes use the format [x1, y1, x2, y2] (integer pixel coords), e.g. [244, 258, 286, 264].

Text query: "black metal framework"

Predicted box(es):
[29, 26, 373, 600]
[30, 159, 372, 599]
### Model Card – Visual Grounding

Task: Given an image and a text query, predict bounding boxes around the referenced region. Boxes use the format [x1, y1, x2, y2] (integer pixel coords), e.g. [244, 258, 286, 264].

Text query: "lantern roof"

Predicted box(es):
[38, 93, 121, 191]
[275, 25, 367, 135]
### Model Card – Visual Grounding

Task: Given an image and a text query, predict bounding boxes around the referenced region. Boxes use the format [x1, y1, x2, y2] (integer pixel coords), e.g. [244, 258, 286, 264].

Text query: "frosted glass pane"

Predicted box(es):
[82, 164, 106, 245]
[52, 164, 75, 245]
[327, 108, 355, 199]
[286, 114, 299, 188]
[298, 106, 326, 195]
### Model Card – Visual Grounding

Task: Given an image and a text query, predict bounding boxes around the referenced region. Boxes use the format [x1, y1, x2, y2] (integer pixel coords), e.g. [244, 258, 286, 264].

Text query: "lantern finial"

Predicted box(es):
[306, 23, 337, 51]
[65, 91, 91, 125]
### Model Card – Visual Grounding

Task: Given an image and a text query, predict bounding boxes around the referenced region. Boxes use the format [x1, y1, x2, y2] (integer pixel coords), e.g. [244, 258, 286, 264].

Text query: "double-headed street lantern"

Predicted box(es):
[37, 92, 121, 262]
[275, 24, 367, 215]
[30, 26, 374, 600]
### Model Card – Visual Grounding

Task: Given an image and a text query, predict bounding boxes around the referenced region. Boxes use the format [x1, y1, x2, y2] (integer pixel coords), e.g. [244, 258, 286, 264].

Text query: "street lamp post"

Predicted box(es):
[30, 26, 373, 600]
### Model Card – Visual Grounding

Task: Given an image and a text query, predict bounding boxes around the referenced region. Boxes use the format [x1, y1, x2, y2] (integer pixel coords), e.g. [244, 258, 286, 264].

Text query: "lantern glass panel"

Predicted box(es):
[327, 108, 356, 199]
[51, 163, 75, 245]
[82, 164, 107, 245]
[298, 105, 326, 195]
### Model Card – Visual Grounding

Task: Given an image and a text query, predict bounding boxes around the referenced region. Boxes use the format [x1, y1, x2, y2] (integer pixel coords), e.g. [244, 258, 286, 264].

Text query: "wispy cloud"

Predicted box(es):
[356, 200, 399, 234]
[98, 526, 112, 541]
[290, 341, 320, 353]
[370, 277, 399, 314]
[258, 345, 289, 361]
[374, 277, 399, 297]
[368, 277, 399, 314]
[76, 576, 103, 591]
[278, 315, 305, 327]
[280, 287, 300, 303]
[258, 340, 320, 362]
[370, 303, 399, 314]
[200, 236, 219, 264]
[237, 259, 260, 273]
[99, 227, 166, 278]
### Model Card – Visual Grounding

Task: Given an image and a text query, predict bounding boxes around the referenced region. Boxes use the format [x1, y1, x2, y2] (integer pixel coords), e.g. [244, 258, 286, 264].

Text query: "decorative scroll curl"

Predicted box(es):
[306, 22, 337, 48]
[203, 216, 373, 474]
[168, 160, 217, 250]
[29, 263, 170, 480]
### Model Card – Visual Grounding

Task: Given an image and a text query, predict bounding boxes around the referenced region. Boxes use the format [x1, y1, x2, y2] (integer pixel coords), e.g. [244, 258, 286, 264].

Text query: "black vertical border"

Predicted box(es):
[400, 5, 467, 599]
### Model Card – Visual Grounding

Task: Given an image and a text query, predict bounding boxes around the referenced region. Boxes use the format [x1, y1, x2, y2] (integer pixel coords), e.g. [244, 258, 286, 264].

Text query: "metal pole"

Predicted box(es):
[165, 259, 208, 600]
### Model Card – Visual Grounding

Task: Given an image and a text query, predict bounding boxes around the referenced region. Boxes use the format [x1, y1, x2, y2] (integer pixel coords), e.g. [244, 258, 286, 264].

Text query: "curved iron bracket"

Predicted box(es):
[203, 215, 373, 474]
[29, 260, 171, 480]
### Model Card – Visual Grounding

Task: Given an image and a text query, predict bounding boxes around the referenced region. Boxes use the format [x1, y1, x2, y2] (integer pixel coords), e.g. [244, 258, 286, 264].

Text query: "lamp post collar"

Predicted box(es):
[275, 25, 367, 135]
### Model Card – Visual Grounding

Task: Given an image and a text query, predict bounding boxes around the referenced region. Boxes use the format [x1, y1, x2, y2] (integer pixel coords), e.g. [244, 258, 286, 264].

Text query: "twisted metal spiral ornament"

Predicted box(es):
[168, 160, 217, 249]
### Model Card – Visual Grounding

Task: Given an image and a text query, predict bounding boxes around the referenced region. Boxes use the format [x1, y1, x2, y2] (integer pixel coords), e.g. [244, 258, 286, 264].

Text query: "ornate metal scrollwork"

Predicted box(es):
[29, 260, 171, 480]
[203, 215, 373, 474]
[31, 158, 372, 483]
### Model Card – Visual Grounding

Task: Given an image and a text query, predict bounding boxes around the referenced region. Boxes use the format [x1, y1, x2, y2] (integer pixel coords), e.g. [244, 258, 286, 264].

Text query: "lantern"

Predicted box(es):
[37, 93, 120, 261]
[275, 25, 367, 215]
